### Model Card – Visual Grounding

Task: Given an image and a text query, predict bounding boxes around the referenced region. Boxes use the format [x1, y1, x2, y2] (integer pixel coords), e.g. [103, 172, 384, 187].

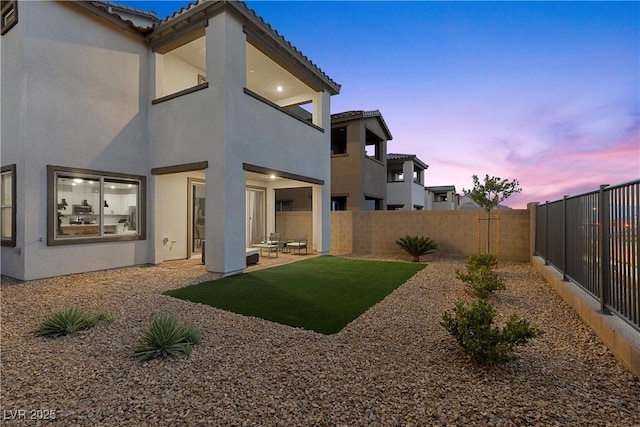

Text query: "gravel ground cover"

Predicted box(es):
[1, 257, 638, 426]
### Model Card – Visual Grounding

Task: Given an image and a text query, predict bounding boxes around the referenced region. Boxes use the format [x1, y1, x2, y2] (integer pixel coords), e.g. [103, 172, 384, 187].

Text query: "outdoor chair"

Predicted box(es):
[264, 232, 280, 245]
[287, 237, 308, 255]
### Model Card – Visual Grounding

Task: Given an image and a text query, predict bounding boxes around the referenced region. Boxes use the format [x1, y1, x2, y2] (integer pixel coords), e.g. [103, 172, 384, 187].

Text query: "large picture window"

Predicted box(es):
[1, 164, 16, 247]
[47, 166, 146, 245]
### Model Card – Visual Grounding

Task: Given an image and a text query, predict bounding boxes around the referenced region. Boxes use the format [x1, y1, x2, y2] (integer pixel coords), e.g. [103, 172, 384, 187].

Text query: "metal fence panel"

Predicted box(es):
[535, 180, 639, 330]
[546, 200, 564, 271]
[535, 203, 546, 258]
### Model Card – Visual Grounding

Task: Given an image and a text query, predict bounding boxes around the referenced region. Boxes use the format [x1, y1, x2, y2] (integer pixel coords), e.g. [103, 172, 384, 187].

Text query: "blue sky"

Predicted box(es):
[121, 0, 639, 208]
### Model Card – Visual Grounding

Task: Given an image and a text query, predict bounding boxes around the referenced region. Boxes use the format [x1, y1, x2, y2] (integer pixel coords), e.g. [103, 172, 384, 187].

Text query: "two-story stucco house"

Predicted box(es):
[0, 0, 340, 281]
[386, 153, 428, 210]
[330, 110, 392, 211]
[425, 185, 460, 210]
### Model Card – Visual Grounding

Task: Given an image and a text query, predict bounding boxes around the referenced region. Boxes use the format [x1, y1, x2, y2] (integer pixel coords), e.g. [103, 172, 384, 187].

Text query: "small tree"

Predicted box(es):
[463, 174, 521, 253]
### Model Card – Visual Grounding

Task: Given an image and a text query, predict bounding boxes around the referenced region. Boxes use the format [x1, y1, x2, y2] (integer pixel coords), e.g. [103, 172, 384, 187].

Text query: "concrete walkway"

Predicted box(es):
[161, 251, 319, 273]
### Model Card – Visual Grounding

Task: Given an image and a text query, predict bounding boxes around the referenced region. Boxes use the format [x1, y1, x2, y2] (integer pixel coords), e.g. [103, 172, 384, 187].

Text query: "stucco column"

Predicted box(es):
[149, 174, 163, 265]
[402, 160, 413, 210]
[266, 183, 276, 234]
[312, 183, 330, 254]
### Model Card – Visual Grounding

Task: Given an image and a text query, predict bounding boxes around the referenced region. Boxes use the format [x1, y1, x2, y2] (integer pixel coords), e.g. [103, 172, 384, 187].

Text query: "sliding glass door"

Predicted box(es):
[246, 188, 265, 247]
[190, 180, 205, 256]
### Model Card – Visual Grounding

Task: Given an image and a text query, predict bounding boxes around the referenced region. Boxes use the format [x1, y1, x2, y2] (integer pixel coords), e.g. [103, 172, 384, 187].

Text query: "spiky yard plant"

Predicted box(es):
[441, 299, 543, 366]
[134, 314, 201, 361]
[38, 306, 113, 337]
[396, 235, 438, 262]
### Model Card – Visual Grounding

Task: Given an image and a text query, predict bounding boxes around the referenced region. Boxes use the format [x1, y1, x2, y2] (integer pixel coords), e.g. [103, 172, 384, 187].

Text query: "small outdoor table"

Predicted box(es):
[251, 243, 278, 258]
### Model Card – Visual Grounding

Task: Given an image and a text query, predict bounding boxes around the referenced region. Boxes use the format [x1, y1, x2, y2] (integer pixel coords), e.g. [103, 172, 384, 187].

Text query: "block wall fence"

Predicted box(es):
[276, 209, 530, 261]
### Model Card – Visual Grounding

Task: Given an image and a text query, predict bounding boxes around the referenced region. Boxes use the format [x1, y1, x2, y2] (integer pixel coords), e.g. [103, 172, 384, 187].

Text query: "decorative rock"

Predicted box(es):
[1, 258, 639, 425]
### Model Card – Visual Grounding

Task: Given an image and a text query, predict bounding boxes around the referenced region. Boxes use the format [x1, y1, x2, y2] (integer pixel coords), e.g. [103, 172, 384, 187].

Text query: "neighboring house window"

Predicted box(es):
[1, 0, 17, 35]
[1, 164, 16, 247]
[413, 167, 422, 184]
[331, 196, 347, 211]
[331, 127, 347, 155]
[414, 205, 423, 211]
[47, 166, 146, 245]
[387, 204, 403, 211]
[365, 129, 382, 161]
[388, 170, 403, 182]
[364, 196, 383, 211]
[276, 200, 293, 211]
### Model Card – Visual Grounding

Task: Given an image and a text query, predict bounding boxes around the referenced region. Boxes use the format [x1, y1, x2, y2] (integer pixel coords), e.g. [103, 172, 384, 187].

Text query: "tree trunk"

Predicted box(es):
[412, 255, 420, 262]
[486, 210, 491, 254]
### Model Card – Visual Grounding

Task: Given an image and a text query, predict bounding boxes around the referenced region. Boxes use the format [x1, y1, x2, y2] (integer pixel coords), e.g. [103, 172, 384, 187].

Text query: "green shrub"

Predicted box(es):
[134, 314, 201, 361]
[456, 268, 506, 299]
[466, 253, 498, 271]
[396, 235, 438, 262]
[441, 299, 543, 366]
[38, 306, 114, 337]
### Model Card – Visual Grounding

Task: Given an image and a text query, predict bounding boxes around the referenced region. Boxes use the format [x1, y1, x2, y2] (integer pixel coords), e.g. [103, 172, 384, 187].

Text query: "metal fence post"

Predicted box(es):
[562, 195, 568, 281]
[544, 201, 549, 265]
[598, 184, 611, 314]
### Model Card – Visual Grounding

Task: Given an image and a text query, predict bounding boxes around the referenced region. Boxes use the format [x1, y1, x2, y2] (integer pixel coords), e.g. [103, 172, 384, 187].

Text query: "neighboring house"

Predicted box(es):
[386, 154, 428, 210]
[0, 0, 340, 281]
[330, 110, 392, 211]
[425, 186, 460, 210]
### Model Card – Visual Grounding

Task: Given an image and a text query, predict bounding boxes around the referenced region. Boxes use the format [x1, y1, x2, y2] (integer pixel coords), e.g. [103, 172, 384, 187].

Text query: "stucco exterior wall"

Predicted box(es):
[387, 160, 426, 210]
[159, 52, 205, 98]
[331, 116, 388, 211]
[149, 11, 331, 274]
[331, 121, 362, 210]
[2, 1, 151, 280]
[0, 1, 26, 279]
[411, 181, 425, 209]
[1, 2, 334, 280]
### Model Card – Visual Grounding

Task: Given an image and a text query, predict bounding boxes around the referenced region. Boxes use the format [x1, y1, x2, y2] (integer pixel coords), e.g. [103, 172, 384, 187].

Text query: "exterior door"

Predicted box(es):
[246, 188, 265, 247]
[189, 180, 205, 258]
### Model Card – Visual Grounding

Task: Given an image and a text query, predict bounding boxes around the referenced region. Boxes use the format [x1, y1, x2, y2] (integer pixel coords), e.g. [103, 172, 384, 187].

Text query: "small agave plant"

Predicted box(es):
[38, 306, 114, 337]
[134, 314, 202, 361]
[396, 235, 438, 262]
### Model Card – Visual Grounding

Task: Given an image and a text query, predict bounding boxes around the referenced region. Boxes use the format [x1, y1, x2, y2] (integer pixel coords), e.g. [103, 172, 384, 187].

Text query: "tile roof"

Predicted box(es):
[82, 1, 340, 94]
[387, 153, 429, 170]
[153, 0, 340, 94]
[89, 1, 160, 30]
[331, 110, 392, 140]
[425, 185, 457, 192]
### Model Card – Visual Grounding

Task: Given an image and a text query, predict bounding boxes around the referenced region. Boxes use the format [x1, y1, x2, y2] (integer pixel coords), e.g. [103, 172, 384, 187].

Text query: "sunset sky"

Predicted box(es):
[122, 0, 639, 208]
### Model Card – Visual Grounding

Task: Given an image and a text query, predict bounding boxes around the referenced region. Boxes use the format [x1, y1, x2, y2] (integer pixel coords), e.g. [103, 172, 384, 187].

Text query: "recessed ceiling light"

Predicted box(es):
[110, 185, 116, 189]
[270, 174, 276, 179]
[276, 86, 283, 92]
[249, 69, 254, 73]
[73, 178, 83, 184]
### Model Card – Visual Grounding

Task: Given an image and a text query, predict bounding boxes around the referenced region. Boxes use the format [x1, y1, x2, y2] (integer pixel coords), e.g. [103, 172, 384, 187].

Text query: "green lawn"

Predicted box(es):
[164, 256, 425, 334]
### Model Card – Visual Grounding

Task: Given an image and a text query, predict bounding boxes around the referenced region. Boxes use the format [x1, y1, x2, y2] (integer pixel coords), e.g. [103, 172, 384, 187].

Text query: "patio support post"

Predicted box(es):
[598, 184, 611, 315]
